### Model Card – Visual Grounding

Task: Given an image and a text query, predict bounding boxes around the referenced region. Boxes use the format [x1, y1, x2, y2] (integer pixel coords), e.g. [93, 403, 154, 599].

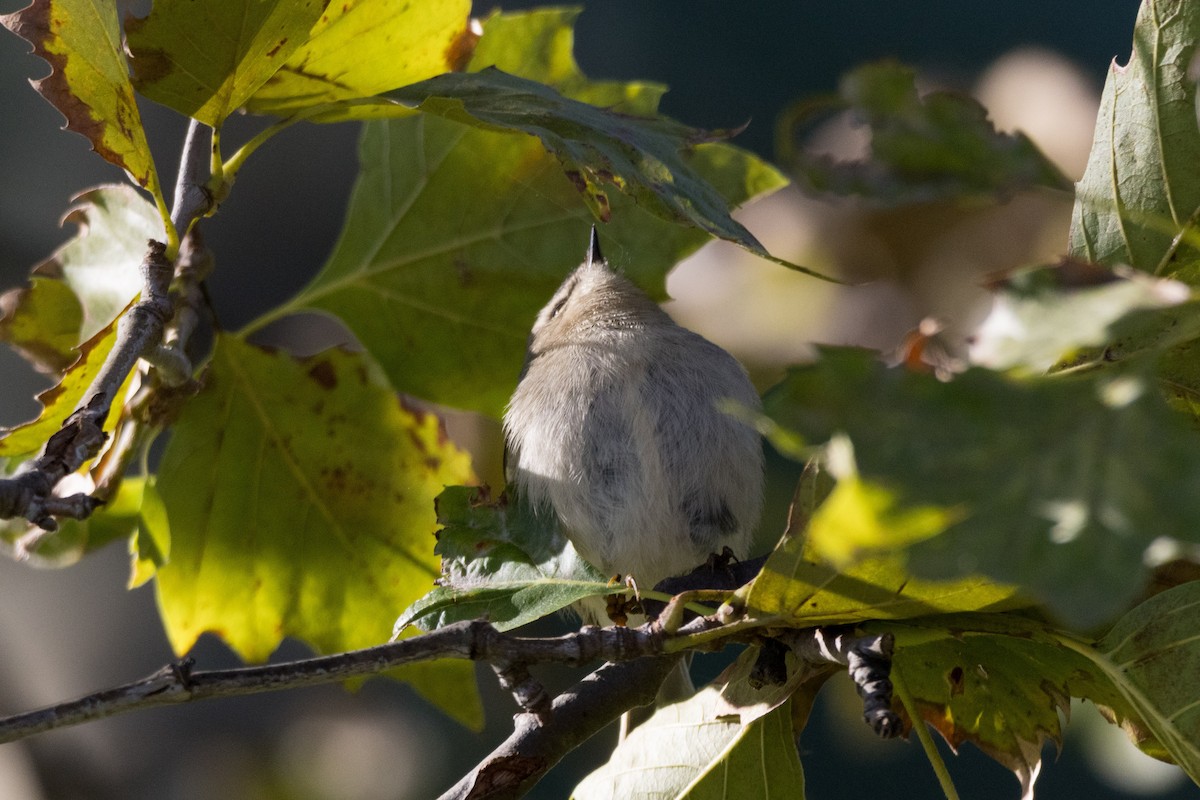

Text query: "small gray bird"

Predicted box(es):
[504, 229, 764, 615]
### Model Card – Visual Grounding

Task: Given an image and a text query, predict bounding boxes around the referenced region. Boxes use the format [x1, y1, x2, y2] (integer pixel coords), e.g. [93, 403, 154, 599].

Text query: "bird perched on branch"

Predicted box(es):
[504, 228, 764, 623]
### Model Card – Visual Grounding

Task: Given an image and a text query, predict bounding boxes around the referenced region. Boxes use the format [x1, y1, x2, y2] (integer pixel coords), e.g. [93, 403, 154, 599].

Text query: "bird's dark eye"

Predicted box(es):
[549, 296, 569, 319]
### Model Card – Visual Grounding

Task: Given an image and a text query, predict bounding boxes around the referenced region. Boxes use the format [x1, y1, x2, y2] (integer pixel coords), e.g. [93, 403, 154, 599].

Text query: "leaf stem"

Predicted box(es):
[892, 667, 960, 800]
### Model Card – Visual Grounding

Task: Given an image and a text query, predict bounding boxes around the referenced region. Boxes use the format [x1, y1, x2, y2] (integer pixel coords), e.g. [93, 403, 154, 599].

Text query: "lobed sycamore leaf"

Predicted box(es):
[245, 0, 476, 115]
[0, 298, 135, 459]
[256, 8, 788, 416]
[125, 0, 327, 127]
[395, 485, 610, 634]
[153, 336, 481, 726]
[883, 614, 1151, 798]
[761, 347, 1200, 629]
[0, 185, 160, 375]
[574, 649, 806, 799]
[780, 61, 1069, 206]
[1068, 0, 1200, 279]
[0, 0, 158, 187]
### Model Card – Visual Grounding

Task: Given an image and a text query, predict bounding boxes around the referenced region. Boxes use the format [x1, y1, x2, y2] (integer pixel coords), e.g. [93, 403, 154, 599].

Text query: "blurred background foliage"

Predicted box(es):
[1, 1, 1189, 798]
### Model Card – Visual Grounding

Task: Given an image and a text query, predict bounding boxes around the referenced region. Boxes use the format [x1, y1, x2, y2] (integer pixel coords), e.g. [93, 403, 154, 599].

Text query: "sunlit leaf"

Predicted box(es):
[0, 299, 133, 458]
[761, 347, 1200, 629]
[125, 0, 327, 126]
[1, 0, 158, 186]
[780, 61, 1069, 206]
[395, 485, 609, 634]
[574, 657, 805, 799]
[256, 9, 788, 415]
[246, 0, 474, 115]
[969, 259, 1191, 374]
[129, 476, 169, 588]
[0, 185, 160, 375]
[154, 336, 480, 725]
[1068, 0, 1200, 278]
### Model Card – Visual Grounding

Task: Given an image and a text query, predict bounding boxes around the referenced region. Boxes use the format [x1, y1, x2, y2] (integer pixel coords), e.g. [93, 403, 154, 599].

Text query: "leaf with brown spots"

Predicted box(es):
[1, 0, 159, 187]
[884, 614, 1147, 798]
[153, 335, 481, 726]
[245, 0, 474, 116]
[125, 0, 328, 126]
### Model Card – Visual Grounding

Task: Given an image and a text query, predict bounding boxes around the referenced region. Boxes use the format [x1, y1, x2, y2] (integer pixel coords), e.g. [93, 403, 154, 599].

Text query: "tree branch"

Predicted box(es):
[0, 618, 698, 745]
[0, 120, 215, 534]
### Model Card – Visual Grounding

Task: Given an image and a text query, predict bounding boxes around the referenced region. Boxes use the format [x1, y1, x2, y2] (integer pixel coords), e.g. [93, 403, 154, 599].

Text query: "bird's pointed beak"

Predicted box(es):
[586, 225, 604, 268]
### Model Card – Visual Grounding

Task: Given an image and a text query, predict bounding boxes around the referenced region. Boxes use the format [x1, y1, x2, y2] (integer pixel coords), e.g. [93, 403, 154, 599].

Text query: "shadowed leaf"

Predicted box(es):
[761, 347, 1200, 629]
[395, 485, 609, 634]
[781, 61, 1069, 206]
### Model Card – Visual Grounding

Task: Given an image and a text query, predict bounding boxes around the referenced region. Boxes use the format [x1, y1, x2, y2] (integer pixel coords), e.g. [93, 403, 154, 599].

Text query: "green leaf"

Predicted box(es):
[125, 0, 327, 127]
[969, 260, 1192, 374]
[396, 486, 610, 634]
[254, 9, 788, 415]
[380, 67, 815, 277]
[1095, 581, 1200, 779]
[0, 299, 133, 458]
[761, 347, 1200, 629]
[1068, 0, 1200, 277]
[885, 614, 1145, 796]
[130, 476, 169, 588]
[0, 277, 82, 375]
[154, 336, 480, 725]
[245, 0, 474, 115]
[0, 185, 161, 374]
[780, 61, 1069, 206]
[1, 0, 158, 187]
[573, 659, 805, 799]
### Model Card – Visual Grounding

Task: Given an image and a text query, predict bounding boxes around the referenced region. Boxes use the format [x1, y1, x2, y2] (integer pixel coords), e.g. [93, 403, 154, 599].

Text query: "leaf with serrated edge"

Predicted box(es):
[574, 663, 805, 799]
[1069, 0, 1200, 277]
[396, 485, 609, 633]
[761, 347, 1200, 629]
[884, 614, 1149, 798]
[1, 0, 157, 186]
[155, 336, 480, 726]
[125, 0, 327, 126]
[0, 185, 160, 375]
[252, 9, 788, 415]
[0, 298, 134, 458]
[246, 0, 474, 115]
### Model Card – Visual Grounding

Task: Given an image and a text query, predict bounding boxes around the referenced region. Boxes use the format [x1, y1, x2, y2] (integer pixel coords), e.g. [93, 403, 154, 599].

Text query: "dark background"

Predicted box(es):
[1, 2, 1189, 799]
